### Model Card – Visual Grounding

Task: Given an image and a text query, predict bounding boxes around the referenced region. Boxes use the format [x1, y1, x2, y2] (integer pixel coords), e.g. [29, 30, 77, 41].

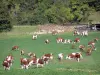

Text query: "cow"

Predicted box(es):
[45, 39, 49, 44]
[86, 47, 93, 55]
[52, 30, 58, 35]
[42, 53, 53, 60]
[63, 39, 72, 44]
[74, 38, 80, 43]
[2, 60, 10, 70]
[58, 53, 63, 61]
[20, 58, 29, 69]
[79, 45, 85, 51]
[5, 54, 14, 66]
[20, 50, 25, 55]
[12, 46, 19, 50]
[73, 30, 80, 36]
[81, 30, 88, 36]
[88, 41, 95, 46]
[94, 38, 99, 42]
[41, 53, 53, 64]
[32, 34, 37, 40]
[36, 58, 44, 68]
[28, 52, 36, 58]
[56, 37, 64, 43]
[66, 52, 83, 62]
[28, 57, 44, 68]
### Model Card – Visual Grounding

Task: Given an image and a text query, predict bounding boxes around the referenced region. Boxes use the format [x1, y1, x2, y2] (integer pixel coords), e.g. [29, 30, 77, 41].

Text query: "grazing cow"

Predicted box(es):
[88, 41, 95, 46]
[86, 47, 93, 55]
[36, 58, 44, 68]
[58, 53, 63, 61]
[79, 45, 85, 51]
[74, 38, 80, 43]
[28, 57, 44, 68]
[20, 58, 29, 69]
[45, 39, 49, 44]
[2, 60, 10, 70]
[12, 46, 19, 50]
[56, 37, 64, 43]
[32, 34, 37, 40]
[20, 50, 25, 55]
[66, 52, 83, 62]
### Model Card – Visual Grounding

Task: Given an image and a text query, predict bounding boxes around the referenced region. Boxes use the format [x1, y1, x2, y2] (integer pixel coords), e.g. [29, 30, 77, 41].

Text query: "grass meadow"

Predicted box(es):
[0, 26, 100, 75]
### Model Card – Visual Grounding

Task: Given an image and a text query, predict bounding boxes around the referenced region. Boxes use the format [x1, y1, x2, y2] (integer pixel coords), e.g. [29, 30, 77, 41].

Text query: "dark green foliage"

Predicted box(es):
[0, 0, 99, 26]
[0, 1, 12, 32]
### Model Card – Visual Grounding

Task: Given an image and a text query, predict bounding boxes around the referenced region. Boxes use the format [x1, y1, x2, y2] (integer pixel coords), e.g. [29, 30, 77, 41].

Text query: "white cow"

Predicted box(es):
[32, 34, 37, 40]
[58, 53, 63, 61]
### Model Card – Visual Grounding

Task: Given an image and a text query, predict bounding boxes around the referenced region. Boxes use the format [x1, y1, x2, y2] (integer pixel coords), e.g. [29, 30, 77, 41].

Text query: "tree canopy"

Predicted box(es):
[0, 0, 100, 28]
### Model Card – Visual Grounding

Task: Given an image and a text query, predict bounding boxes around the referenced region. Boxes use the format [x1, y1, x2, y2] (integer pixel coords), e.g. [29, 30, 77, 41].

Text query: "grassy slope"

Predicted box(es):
[0, 27, 100, 75]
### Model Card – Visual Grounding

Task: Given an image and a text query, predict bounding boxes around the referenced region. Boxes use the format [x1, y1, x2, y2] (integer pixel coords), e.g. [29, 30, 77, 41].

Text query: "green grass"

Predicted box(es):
[0, 31, 100, 75]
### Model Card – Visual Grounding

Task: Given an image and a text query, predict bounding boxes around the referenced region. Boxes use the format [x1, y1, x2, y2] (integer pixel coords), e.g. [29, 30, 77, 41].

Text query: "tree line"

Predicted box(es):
[0, 0, 100, 32]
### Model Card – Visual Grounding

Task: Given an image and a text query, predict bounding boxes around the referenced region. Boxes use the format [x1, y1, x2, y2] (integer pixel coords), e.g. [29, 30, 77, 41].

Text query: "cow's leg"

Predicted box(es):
[21, 65, 24, 69]
[7, 67, 10, 70]
[37, 64, 39, 68]
[41, 64, 44, 67]
[25, 65, 29, 69]
[77, 58, 80, 62]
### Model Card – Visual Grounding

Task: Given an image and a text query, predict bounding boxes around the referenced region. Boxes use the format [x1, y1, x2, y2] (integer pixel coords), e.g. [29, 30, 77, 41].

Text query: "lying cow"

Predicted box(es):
[20, 50, 25, 55]
[81, 30, 88, 36]
[28, 52, 36, 58]
[66, 52, 83, 62]
[45, 39, 49, 44]
[73, 30, 80, 36]
[12, 46, 19, 50]
[79, 45, 85, 51]
[74, 38, 80, 43]
[56, 37, 64, 43]
[58, 53, 63, 61]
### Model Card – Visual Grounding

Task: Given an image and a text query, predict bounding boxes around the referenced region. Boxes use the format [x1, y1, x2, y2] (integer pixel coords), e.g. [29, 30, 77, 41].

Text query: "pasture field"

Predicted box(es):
[0, 28, 100, 75]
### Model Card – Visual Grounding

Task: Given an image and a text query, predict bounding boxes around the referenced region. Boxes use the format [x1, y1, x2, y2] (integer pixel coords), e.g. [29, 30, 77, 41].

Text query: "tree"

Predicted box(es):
[0, 0, 12, 32]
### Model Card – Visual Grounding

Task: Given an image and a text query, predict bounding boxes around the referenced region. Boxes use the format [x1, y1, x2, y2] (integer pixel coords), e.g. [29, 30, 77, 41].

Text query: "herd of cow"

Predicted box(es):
[2, 31, 99, 70]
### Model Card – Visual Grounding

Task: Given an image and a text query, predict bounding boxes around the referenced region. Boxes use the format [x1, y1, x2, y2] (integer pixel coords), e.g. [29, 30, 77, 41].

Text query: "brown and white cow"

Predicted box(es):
[66, 52, 83, 62]
[74, 38, 80, 43]
[73, 30, 80, 36]
[56, 37, 64, 43]
[28, 57, 44, 68]
[2, 60, 10, 70]
[41, 53, 53, 64]
[86, 47, 93, 55]
[28, 52, 36, 58]
[5, 55, 14, 66]
[20, 58, 29, 69]
[12, 46, 19, 50]
[58, 53, 64, 61]
[88, 41, 96, 50]
[88, 41, 95, 46]
[94, 38, 99, 42]
[79, 45, 85, 51]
